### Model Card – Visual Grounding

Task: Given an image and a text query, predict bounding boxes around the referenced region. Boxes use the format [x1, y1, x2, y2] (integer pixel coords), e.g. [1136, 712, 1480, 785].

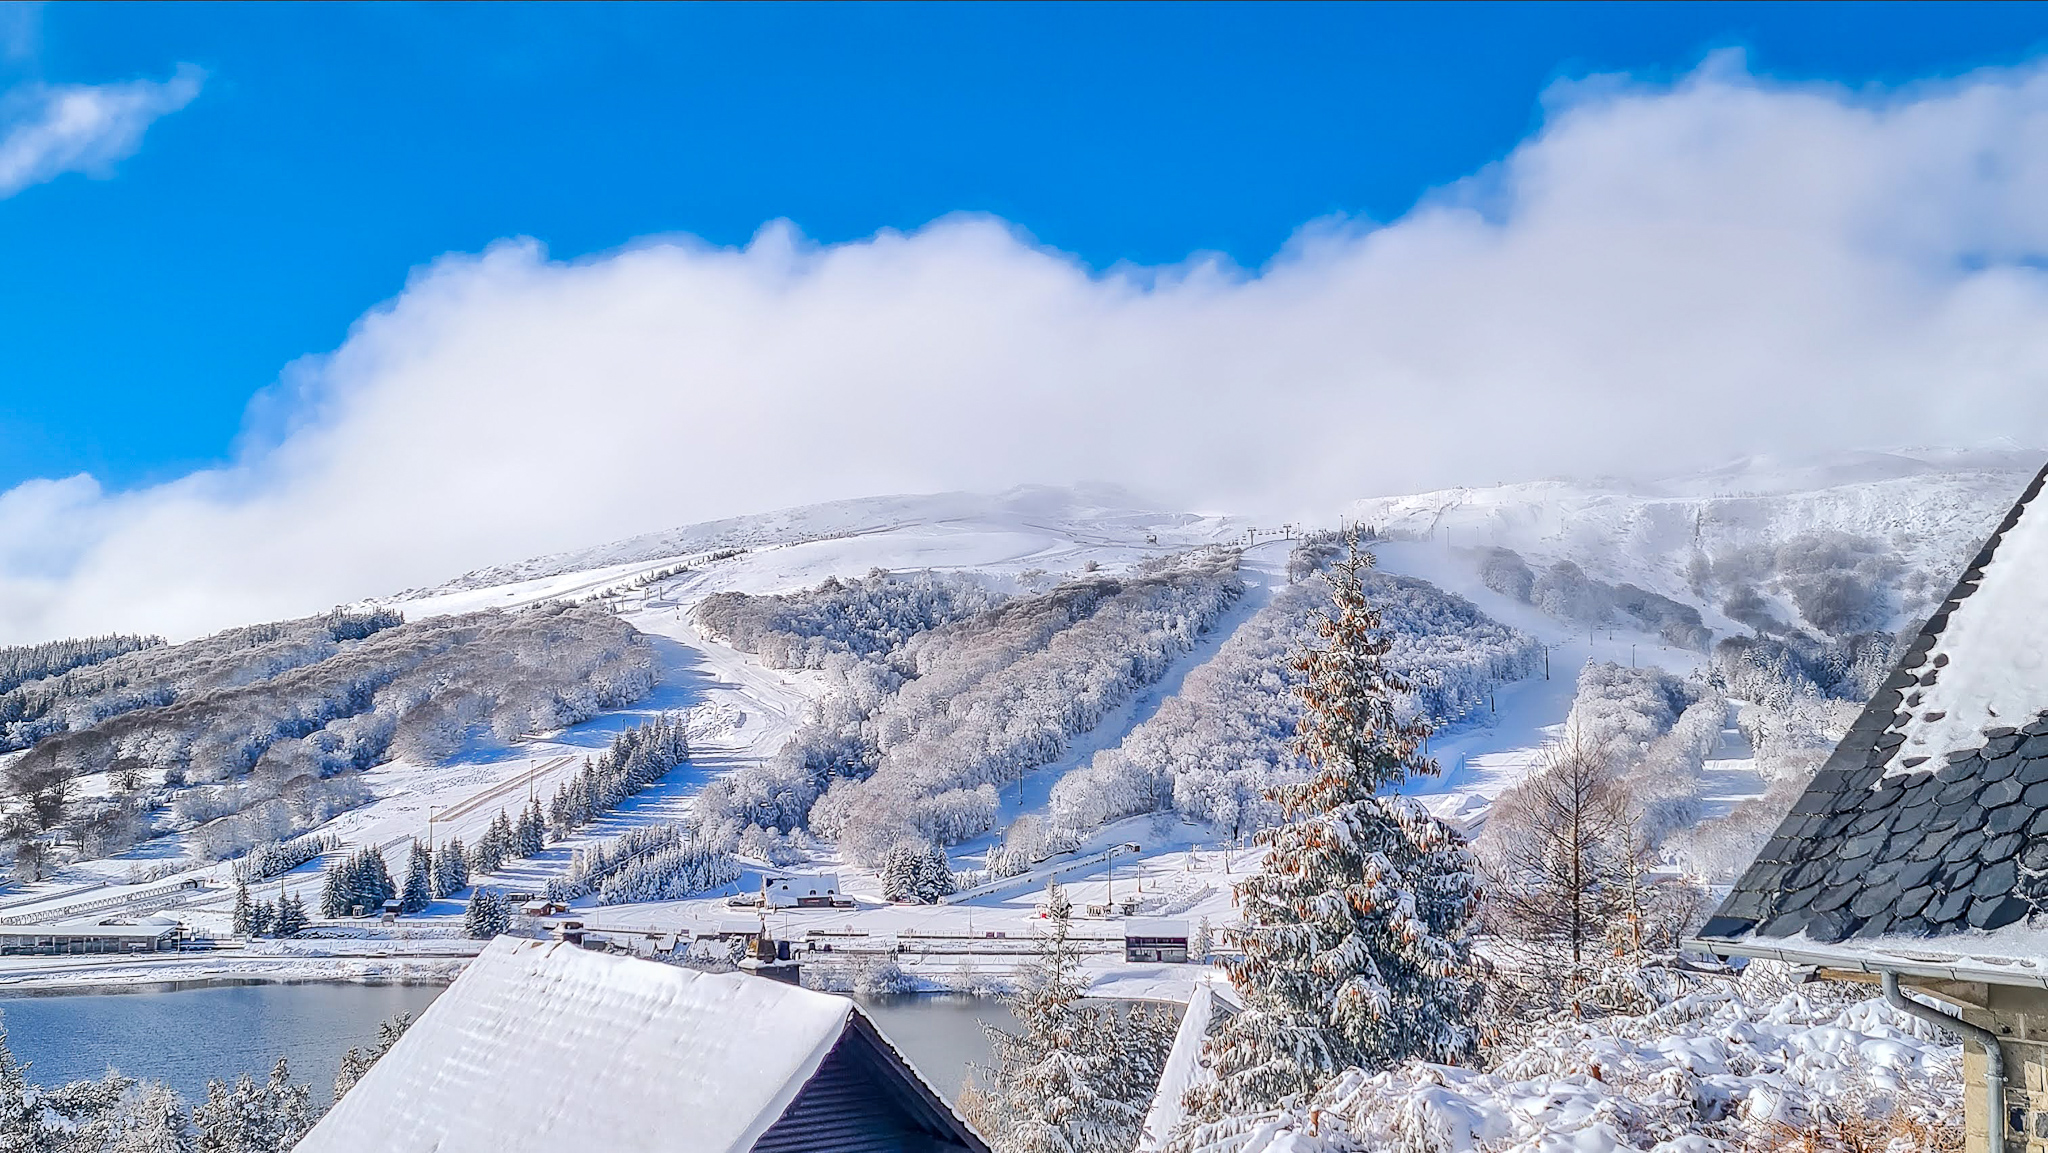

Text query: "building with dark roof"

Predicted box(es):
[295, 937, 991, 1153]
[1690, 461, 2048, 1153]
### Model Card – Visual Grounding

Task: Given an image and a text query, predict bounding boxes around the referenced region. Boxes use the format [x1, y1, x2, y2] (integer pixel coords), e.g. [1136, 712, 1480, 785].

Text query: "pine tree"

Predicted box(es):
[463, 888, 509, 940]
[0, 1024, 45, 1149]
[400, 840, 433, 914]
[246, 900, 274, 938]
[881, 844, 921, 903]
[192, 1057, 311, 1153]
[965, 883, 1159, 1153]
[331, 1048, 370, 1102]
[1187, 538, 1482, 1122]
[231, 881, 253, 937]
[519, 800, 546, 857]
[274, 893, 307, 938]
[916, 844, 957, 902]
[434, 837, 470, 898]
[112, 1081, 195, 1152]
[319, 860, 348, 919]
[354, 847, 396, 909]
[548, 783, 573, 841]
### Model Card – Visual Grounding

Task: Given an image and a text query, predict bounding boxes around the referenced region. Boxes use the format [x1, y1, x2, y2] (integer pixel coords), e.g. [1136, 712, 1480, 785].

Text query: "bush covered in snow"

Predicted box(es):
[695, 569, 1007, 670]
[699, 552, 1246, 862]
[1050, 571, 1542, 841]
[1171, 964, 1962, 1153]
[1481, 549, 1712, 651]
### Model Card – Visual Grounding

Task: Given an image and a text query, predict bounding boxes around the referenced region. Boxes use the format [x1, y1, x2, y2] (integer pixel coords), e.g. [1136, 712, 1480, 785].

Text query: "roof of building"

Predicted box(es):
[1694, 461, 2048, 966]
[1124, 919, 1190, 937]
[0, 922, 179, 939]
[295, 937, 986, 1153]
[1135, 977, 1241, 1152]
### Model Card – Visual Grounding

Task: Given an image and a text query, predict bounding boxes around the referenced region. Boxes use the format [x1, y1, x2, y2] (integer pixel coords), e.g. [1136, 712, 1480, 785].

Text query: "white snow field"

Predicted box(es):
[5, 456, 2034, 995]
[6, 456, 2039, 1149]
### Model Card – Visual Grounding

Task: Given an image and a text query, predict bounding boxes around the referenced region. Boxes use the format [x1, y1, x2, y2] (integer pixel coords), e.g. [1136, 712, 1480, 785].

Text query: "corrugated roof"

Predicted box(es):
[1694, 460, 2048, 959]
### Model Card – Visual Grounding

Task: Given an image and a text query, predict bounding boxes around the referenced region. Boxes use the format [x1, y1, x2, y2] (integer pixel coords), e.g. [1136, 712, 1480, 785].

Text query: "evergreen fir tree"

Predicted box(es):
[319, 860, 348, 919]
[463, 888, 509, 939]
[112, 1082, 195, 1152]
[274, 893, 307, 938]
[881, 843, 921, 902]
[1185, 538, 1482, 1123]
[547, 783, 573, 841]
[518, 800, 546, 858]
[191, 1057, 311, 1153]
[400, 840, 433, 913]
[0, 1024, 45, 1148]
[246, 900, 274, 938]
[434, 837, 470, 898]
[231, 881, 253, 937]
[330, 1048, 370, 1103]
[964, 882, 1160, 1153]
[917, 844, 957, 901]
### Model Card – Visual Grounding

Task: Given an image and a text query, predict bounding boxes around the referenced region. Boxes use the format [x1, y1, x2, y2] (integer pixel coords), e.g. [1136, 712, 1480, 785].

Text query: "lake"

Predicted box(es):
[0, 980, 1016, 1106]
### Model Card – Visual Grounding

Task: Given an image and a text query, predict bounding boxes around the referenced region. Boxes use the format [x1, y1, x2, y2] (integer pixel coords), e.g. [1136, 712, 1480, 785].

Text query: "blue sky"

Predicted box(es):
[7, 1, 2048, 494]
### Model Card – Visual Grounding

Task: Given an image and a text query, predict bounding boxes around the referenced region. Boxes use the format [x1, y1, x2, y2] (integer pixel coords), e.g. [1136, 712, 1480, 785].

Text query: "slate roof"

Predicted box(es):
[1695, 462, 2048, 954]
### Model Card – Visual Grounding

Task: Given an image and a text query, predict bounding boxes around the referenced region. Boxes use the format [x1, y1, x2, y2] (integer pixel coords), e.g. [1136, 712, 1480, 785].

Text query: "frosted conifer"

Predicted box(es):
[1187, 537, 1482, 1122]
[400, 840, 433, 913]
[965, 882, 1163, 1153]
[231, 881, 252, 937]
[274, 893, 307, 938]
[433, 836, 468, 897]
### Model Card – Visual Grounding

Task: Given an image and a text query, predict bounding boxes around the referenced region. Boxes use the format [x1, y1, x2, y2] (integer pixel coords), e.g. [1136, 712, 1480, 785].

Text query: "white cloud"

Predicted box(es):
[8, 54, 2048, 643]
[0, 63, 202, 198]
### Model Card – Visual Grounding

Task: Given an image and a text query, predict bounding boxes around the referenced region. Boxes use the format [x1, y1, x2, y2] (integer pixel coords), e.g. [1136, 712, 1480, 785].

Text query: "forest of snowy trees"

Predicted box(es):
[693, 552, 1246, 863]
[1047, 569, 1543, 847]
[694, 569, 1006, 670]
[0, 602, 656, 877]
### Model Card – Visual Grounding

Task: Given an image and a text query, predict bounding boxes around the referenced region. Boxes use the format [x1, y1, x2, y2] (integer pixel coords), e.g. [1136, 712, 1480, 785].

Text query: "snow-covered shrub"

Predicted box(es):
[1565, 663, 1705, 762]
[736, 824, 813, 866]
[1174, 972, 1962, 1153]
[1051, 570, 1542, 842]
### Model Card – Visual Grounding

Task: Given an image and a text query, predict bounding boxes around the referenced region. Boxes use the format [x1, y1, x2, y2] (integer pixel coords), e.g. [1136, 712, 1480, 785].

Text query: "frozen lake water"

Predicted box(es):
[0, 980, 1015, 1107]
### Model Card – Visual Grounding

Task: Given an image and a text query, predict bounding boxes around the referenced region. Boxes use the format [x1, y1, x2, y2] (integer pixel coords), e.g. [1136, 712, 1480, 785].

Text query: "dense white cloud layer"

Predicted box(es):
[0, 64, 201, 198]
[7, 54, 2048, 643]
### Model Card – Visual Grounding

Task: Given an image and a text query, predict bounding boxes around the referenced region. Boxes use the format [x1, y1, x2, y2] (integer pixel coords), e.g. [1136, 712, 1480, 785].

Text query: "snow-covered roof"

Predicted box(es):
[1696, 462, 2048, 959]
[296, 937, 975, 1153]
[1135, 977, 1241, 1152]
[1125, 919, 1191, 938]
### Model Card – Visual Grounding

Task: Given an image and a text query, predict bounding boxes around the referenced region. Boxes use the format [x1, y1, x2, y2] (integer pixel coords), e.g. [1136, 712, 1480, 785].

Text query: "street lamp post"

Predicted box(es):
[1106, 842, 1140, 909]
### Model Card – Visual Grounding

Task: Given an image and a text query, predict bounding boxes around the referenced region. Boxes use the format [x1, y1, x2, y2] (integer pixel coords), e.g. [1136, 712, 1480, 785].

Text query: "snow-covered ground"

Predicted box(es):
[14, 455, 2031, 993]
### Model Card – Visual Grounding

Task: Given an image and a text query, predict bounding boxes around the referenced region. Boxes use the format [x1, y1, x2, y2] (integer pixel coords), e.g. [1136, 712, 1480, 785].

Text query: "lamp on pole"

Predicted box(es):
[1106, 842, 1140, 909]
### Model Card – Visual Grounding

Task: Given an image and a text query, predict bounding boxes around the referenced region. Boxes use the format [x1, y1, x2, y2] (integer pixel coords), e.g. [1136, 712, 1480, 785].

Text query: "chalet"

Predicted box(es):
[765, 873, 844, 909]
[1690, 462, 2048, 1153]
[295, 937, 990, 1153]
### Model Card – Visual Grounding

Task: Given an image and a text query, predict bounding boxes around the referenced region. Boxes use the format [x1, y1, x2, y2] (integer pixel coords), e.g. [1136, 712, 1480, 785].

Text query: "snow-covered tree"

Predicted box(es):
[881, 843, 956, 903]
[273, 892, 307, 938]
[463, 888, 510, 939]
[320, 847, 395, 917]
[245, 900, 274, 938]
[963, 883, 1172, 1153]
[191, 1057, 311, 1153]
[523, 800, 547, 857]
[332, 1012, 413, 1103]
[1185, 539, 1483, 1125]
[433, 836, 469, 898]
[231, 881, 252, 937]
[399, 840, 433, 913]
